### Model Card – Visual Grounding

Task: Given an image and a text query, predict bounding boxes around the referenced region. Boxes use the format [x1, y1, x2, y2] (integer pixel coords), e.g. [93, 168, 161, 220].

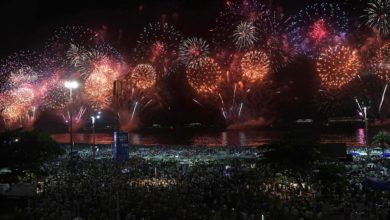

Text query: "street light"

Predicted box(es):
[91, 111, 101, 158]
[64, 80, 79, 156]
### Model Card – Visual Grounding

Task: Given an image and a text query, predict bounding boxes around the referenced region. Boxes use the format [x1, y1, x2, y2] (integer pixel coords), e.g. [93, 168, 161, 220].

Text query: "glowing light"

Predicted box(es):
[290, 2, 349, 57]
[150, 41, 167, 62]
[129, 64, 157, 90]
[371, 42, 390, 82]
[363, 0, 390, 36]
[64, 80, 79, 89]
[241, 50, 270, 84]
[261, 11, 296, 71]
[179, 37, 210, 65]
[186, 57, 223, 95]
[84, 62, 120, 110]
[308, 19, 329, 42]
[135, 22, 182, 76]
[212, 0, 267, 48]
[317, 45, 362, 91]
[0, 86, 36, 127]
[233, 21, 258, 50]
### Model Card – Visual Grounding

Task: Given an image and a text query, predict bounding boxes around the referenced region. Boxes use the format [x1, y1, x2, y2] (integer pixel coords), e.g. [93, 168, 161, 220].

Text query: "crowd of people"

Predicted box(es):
[14, 146, 390, 219]
[72, 145, 261, 162]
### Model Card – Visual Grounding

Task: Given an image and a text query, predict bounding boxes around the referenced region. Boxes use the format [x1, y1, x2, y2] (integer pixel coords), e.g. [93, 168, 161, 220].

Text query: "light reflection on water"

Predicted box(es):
[52, 127, 384, 147]
[357, 128, 365, 146]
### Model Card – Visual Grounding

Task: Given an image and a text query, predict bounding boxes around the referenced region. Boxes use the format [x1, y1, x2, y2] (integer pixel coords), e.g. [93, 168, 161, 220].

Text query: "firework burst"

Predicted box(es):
[241, 50, 270, 84]
[362, 0, 390, 36]
[0, 50, 59, 128]
[0, 51, 42, 92]
[290, 2, 349, 58]
[186, 57, 223, 95]
[179, 37, 210, 65]
[317, 45, 362, 91]
[120, 64, 159, 126]
[65, 44, 91, 74]
[41, 80, 69, 111]
[259, 11, 296, 71]
[127, 64, 157, 90]
[65, 43, 123, 80]
[212, 0, 267, 49]
[0, 86, 37, 128]
[84, 60, 122, 110]
[135, 22, 182, 76]
[371, 42, 390, 82]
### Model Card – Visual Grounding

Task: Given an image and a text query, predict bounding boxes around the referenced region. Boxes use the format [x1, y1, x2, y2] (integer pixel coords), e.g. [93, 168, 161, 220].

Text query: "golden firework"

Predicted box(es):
[186, 57, 222, 95]
[129, 64, 157, 90]
[317, 45, 361, 91]
[0, 87, 35, 125]
[371, 42, 390, 82]
[84, 63, 120, 109]
[241, 50, 270, 84]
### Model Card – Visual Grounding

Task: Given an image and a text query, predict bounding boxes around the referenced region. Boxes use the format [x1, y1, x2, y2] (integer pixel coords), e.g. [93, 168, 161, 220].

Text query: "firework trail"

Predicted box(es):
[217, 49, 270, 125]
[218, 83, 246, 123]
[379, 84, 388, 113]
[118, 63, 159, 128]
[62, 106, 87, 131]
[1, 1, 388, 130]
[131, 101, 139, 121]
[192, 99, 204, 107]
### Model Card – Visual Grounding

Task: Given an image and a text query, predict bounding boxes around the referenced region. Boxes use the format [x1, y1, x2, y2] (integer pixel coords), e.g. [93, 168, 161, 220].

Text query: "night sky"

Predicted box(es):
[0, 0, 344, 56]
[0, 0, 380, 130]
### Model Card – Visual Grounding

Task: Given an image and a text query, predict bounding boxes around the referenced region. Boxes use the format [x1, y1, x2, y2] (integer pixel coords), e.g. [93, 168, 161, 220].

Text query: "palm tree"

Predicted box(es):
[372, 131, 390, 155]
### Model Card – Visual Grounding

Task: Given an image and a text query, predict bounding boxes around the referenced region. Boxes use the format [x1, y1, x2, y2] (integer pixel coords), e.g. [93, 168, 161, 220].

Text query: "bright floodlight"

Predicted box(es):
[64, 80, 79, 89]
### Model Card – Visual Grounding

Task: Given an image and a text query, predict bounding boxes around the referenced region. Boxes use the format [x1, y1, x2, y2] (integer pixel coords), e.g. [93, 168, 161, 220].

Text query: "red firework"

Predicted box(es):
[308, 19, 329, 43]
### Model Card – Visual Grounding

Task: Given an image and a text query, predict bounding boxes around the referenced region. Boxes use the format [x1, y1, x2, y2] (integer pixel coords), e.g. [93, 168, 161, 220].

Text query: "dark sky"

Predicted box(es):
[0, 0, 319, 57]
[0, 0, 369, 128]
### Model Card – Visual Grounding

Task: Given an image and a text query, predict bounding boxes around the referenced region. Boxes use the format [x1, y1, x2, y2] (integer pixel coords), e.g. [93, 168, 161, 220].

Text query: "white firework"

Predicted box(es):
[233, 21, 258, 51]
[363, 0, 390, 36]
[178, 37, 210, 65]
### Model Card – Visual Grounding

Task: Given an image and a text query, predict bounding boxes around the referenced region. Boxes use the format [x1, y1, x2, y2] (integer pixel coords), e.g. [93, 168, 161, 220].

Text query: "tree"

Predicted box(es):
[0, 129, 64, 182]
[372, 131, 390, 154]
